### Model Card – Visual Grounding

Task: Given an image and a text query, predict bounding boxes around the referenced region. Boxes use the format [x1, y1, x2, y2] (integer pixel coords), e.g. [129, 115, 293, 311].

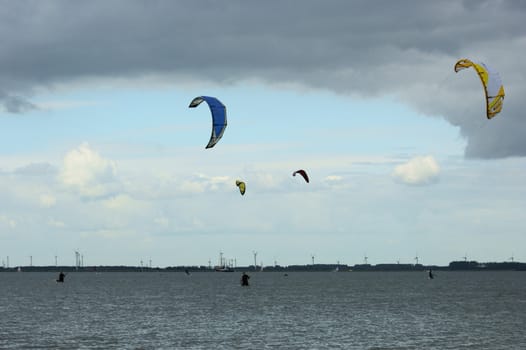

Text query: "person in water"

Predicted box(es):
[428, 269, 434, 279]
[240, 272, 250, 286]
[57, 272, 65, 283]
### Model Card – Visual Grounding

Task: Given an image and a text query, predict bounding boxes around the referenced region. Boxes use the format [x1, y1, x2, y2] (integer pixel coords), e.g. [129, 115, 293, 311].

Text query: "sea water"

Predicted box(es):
[0, 271, 525, 349]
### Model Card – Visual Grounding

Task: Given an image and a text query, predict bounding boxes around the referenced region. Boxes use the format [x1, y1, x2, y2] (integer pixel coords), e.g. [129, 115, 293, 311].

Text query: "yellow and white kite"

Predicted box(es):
[235, 180, 246, 195]
[454, 58, 505, 119]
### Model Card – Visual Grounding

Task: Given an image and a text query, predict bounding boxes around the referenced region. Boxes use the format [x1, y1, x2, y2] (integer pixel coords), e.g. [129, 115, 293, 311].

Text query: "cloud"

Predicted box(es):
[325, 175, 343, 182]
[37, 99, 99, 111]
[0, 215, 16, 229]
[0, 91, 37, 113]
[392, 156, 440, 185]
[120, 171, 234, 200]
[47, 217, 65, 228]
[59, 143, 119, 198]
[39, 194, 56, 208]
[0, 1, 525, 157]
[14, 162, 56, 176]
[322, 175, 353, 190]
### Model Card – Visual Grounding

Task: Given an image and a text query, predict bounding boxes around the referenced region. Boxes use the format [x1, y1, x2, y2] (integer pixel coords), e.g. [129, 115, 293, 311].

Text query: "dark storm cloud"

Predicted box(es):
[1, 0, 525, 158]
[0, 92, 37, 113]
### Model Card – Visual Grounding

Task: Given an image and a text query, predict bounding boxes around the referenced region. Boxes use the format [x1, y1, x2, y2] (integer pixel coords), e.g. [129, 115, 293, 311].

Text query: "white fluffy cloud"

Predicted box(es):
[392, 156, 440, 185]
[59, 143, 118, 197]
[179, 174, 232, 194]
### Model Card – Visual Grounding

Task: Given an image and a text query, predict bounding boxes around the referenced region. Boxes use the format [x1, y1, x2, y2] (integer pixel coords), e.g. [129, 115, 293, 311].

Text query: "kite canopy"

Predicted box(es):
[454, 58, 505, 119]
[235, 180, 246, 195]
[189, 96, 227, 148]
[292, 169, 309, 183]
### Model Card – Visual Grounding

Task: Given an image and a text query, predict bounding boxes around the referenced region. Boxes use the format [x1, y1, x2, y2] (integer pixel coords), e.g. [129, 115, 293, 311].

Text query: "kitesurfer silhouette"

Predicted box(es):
[428, 269, 434, 279]
[240, 272, 250, 286]
[57, 272, 65, 283]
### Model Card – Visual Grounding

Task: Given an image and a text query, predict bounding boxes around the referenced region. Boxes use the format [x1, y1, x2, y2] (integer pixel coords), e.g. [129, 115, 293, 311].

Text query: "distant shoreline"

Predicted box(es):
[1, 261, 525, 272]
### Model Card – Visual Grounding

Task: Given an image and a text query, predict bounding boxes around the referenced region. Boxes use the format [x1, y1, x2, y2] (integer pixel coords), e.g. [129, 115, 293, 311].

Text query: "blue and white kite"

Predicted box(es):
[189, 96, 227, 149]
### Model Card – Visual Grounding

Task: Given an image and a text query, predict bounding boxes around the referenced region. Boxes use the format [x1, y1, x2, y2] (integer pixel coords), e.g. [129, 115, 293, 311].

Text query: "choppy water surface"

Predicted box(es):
[0, 271, 525, 349]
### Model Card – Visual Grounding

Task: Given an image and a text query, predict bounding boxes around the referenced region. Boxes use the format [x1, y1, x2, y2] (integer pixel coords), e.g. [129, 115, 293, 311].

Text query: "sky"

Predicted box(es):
[1, 0, 525, 268]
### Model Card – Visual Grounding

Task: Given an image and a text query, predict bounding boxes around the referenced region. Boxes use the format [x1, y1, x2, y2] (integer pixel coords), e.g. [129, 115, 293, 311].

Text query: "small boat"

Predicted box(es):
[215, 252, 234, 272]
[215, 266, 234, 272]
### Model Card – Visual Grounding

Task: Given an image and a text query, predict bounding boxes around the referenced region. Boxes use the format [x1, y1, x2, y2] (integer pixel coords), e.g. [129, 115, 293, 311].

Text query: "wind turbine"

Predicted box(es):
[75, 250, 81, 269]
